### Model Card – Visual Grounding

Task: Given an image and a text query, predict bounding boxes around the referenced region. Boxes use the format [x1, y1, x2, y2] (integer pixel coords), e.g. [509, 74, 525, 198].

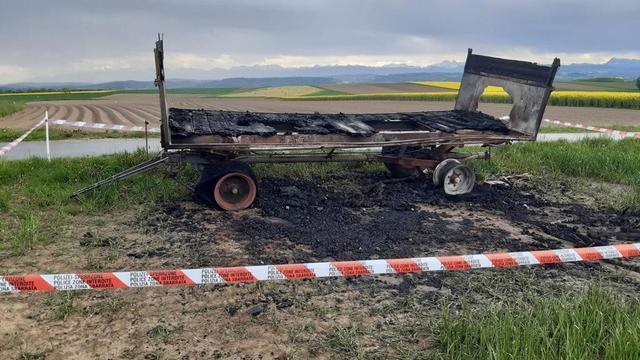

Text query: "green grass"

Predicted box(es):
[469, 138, 640, 211]
[0, 101, 24, 117]
[569, 79, 639, 91]
[302, 88, 348, 97]
[0, 92, 114, 103]
[436, 285, 640, 359]
[538, 124, 640, 133]
[0, 91, 114, 119]
[0, 127, 158, 142]
[0, 150, 196, 255]
[471, 138, 640, 186]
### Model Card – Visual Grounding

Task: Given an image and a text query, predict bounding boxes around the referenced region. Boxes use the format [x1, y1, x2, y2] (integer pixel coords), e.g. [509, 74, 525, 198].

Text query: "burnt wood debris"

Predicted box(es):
[169, 108, 510, 138]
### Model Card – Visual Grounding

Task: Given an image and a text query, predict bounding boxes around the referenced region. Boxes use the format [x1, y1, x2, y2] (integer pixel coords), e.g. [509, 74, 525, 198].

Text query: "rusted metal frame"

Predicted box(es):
[166, 132, 527, 152]
[531, 58, 561, 137]
[238, 153, 376, 164]
[154, 35, 171, 149]
[377, 156, 440, 169]
[169, 143, 491, 168]
[377, 147, 489, 170]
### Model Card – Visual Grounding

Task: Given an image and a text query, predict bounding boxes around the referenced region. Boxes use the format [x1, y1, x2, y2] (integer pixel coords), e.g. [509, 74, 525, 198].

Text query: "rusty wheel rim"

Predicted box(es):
[443, 165, 475, 195]
[213, 172, 257, 211]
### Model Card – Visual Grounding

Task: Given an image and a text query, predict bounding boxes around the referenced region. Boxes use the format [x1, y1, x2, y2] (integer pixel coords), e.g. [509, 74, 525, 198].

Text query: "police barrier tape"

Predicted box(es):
[51, 119, 160, 133]
[0, 117, 46, 157]
[543, 119, 640, 138]
[1, 243, 639, 293]
[49, 118, 639, 138]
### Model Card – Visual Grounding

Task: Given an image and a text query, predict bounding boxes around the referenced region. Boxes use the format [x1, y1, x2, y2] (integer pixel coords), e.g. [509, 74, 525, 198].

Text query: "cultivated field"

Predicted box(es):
[2, 86, 640, 358]
[317, 83, 450, 94]
[220, 85, 321, 98]
[2, 94, 640, 134]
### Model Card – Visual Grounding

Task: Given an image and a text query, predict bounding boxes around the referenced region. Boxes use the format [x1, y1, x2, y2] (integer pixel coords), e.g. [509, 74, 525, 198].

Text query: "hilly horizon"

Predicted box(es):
[1, 57, 639, 91]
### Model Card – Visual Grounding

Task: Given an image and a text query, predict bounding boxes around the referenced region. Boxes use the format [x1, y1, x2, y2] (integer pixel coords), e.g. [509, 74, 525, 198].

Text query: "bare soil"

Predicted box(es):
[1, 168, 639, 359]
[2, 95, 639, 131]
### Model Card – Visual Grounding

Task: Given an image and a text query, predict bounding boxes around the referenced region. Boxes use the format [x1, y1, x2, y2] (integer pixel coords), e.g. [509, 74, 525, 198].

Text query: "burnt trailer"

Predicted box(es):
[73, 38, 560, 210]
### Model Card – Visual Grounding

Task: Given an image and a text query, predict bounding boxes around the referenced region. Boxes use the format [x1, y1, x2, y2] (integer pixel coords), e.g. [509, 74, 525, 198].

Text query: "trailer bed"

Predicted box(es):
[167, 108, 528, 150]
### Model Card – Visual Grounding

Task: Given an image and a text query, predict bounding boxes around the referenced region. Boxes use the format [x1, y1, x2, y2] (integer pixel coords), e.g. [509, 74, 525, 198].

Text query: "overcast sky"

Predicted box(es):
[1, 0, 639, 83]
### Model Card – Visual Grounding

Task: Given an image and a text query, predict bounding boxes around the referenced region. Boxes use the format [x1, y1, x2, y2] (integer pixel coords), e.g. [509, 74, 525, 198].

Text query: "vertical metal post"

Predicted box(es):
[45, 110, 51, 162]
[154, 34, 170, 149]
[144, 121, 149, 154]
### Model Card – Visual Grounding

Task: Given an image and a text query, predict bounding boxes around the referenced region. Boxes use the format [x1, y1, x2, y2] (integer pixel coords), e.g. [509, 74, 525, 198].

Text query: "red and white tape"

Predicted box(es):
[0, 117, 46, 157]
[1, 243, 638, 294]
[51, 119, 160, 133]
[543, 119, 640, 138]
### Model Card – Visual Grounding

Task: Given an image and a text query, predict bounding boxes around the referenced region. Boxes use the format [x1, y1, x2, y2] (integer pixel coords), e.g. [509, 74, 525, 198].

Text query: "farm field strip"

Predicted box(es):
[2, 96, 640, 133]
[300, 84, 640, 109]
[220, 85, 321, 98]
[0, 89, 113, 97]
[317, 83, 451, 94]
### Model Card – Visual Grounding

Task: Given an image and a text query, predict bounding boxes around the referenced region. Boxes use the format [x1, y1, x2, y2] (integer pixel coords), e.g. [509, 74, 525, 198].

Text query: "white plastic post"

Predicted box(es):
[45, 110, 51, 162]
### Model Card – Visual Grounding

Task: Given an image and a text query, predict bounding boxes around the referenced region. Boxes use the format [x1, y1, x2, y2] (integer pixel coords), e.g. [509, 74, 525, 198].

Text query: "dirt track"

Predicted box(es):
[1, 168, 639, 358]
[1, 94, 639, 130]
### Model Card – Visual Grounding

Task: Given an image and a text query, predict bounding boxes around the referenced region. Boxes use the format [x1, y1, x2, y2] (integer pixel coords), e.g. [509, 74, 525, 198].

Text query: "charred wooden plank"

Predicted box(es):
[168, 108, 509, 138]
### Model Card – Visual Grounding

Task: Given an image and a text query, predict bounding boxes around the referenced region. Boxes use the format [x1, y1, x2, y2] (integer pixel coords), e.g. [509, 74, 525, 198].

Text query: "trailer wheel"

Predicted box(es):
[433, 159, 461, 187]
[442, 164, 475, 195]
[196, 162, 257, 211]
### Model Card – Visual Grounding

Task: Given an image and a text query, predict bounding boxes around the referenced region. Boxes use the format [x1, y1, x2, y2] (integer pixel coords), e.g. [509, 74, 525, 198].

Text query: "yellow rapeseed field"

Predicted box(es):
[414, 81, 507, 93]
[291, 84, 640, 109]
[411, 82, 640, 108]
[221, 86, 321, 98]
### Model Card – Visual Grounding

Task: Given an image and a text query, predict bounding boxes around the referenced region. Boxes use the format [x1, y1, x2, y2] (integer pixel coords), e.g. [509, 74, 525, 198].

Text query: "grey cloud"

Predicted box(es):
[0, 0, 638, 82]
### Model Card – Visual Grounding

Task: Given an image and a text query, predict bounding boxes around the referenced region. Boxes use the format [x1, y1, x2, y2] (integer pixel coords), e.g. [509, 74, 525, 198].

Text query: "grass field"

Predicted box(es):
[0, 90, 115, 103]
[0, 150, 193, 255]
[1, 139, 640, 358]
[220, 85, 321, 97]
[120, 87, 239, 95]
[438, 285, 640, 359]
[469, 138, 640, 210]
[302, 88, 348, 96]
[0, 101, 24, 118]
[0, 89, 112, 97]
[569, 78, 640, 91]
[539, 124, 640, 133]
[471, 138, 640, 185]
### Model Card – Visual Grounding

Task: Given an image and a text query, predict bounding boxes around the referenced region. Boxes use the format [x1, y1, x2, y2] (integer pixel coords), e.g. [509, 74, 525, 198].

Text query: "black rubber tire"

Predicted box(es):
[382, 145, 424, 178]
[195, 161, 257, 210]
